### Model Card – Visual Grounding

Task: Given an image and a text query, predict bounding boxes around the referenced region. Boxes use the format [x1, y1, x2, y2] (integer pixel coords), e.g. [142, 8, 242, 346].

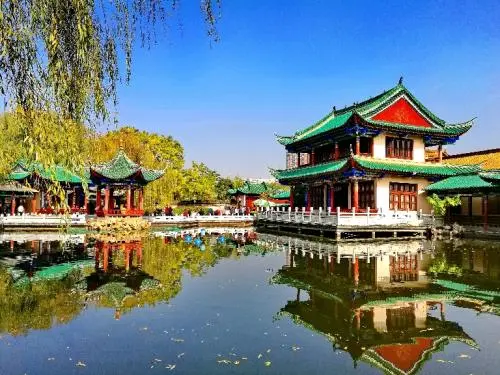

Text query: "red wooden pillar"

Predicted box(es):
[311, 150, 316, 165]
[352, 180, 359, 211]
[297, 153, 301, 167]
[355, 136, 360, 156]
[10, 193, 16, 215]
[104, 186, 110, 215]
[124, 244, 131, 272]
[138, 188, 144, 211]
[329, 183, 335, 209]
[353, 257, 359, 286]
[96, 188, 102, 210]
[103, 243, 109, 272]
[334, 142, 339, 159]
[289, 186, 294, 209]
[483, 195, 489, 232]
[136, 246, 143, 268]
[130, 188, 135, 208]
[31, 192, 38, 214]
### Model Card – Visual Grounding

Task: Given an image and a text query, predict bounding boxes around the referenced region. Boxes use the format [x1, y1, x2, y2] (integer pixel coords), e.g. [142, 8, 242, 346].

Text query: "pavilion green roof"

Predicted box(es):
[272, 156, 479, 182]
[425, 174, 494, 193]
[272, 158, 348, 181]
[353, 156, 480, 177]
[228, 181, 268, 196]
[276, 82, 474, 146]
[8, 161, 85, 184]
[90, 149, 164, 183]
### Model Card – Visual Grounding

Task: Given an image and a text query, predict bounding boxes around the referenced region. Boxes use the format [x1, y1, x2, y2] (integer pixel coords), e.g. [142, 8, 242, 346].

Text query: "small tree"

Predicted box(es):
[426, 194, 461, 216]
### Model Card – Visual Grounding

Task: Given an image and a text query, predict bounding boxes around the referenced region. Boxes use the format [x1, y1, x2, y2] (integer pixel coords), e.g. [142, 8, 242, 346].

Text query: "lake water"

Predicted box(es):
[0, 231, 499, 375]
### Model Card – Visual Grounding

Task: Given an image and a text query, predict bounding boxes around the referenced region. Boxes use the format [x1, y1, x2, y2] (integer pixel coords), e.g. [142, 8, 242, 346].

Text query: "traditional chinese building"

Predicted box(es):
[228, 181, 290, 209]
[6, 160, 86, 214]
[90, 149, 164, 217]
[272, 79, 476, 213]
[3, 149, 164, 217]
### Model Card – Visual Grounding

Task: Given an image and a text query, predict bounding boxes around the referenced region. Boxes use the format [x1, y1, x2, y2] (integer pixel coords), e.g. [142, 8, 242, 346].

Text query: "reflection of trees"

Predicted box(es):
[0, 267, 85, 336]
[0, 236, 234, 334]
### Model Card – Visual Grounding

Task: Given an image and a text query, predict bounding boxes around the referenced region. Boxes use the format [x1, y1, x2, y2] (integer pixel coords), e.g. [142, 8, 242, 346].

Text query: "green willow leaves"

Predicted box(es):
[0, 0, 221, 180]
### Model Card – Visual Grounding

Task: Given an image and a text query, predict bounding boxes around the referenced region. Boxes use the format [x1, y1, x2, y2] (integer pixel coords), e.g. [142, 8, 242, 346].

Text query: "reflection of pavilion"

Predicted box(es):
[272, 242, 477, 375]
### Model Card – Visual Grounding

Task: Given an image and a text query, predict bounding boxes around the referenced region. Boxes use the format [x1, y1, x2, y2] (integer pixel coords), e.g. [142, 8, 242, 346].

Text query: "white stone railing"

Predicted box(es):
[0, 213, 86, 227]
[256, 207, 436, 227]
[148, 214, 254, 224]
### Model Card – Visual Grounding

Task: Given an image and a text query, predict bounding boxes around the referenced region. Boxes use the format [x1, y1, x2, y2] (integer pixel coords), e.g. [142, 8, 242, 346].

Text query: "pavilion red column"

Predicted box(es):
[352, 180, 359, 211]
[126, 186, 132, 212]
[355, 136, 360, 156]
[31, 192, 38, 214]
[353, 258, 359, 286]
[311, 150, 316, 166]
[334, 142, 339, 160]
[483, 194, 489, 232]
[96, 188, 102, 210]
[138, 188, 144, 211]
[103, 244, 109, 272]
[289, 187, 294, 209]
[104, 186, 110, 215]
[10, 193, 16, 215]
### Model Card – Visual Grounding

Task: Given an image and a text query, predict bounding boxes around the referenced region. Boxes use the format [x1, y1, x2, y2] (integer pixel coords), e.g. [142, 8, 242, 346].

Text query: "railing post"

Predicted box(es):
[318, 207, 322, 224]
[367, 206, 370, 225]
[352, 207, 355, 218]
[310, 207, 313, 223]
[302, 207, 305, 222]
[288, 207, 291, 221]
[336, 206, 340, 224]
[295, 207, 298, 222]
[327, 207, 331, 216]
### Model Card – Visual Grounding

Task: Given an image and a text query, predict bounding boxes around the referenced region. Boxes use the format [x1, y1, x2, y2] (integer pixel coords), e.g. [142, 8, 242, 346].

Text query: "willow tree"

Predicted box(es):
[0, 0, 220, 176]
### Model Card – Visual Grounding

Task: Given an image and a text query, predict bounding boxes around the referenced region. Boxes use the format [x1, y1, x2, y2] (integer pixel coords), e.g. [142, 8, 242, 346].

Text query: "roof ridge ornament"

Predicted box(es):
[398, 76, 404, 85]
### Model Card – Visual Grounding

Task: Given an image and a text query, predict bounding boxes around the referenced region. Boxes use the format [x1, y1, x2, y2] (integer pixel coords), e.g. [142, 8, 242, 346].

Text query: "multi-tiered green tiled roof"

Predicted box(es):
[276, 82, 474, 147]
[90, 149, 164, 184]
[272, 156, 480, 182]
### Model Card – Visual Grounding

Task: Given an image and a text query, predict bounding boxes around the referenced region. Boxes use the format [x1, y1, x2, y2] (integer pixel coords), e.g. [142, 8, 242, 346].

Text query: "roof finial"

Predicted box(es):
[398, 76, 404, 85]
[333, 105, 336, 112]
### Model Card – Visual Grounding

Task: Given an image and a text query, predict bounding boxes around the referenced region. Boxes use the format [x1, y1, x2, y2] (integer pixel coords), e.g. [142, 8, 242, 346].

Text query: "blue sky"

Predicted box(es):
[116, 0, 500, 178]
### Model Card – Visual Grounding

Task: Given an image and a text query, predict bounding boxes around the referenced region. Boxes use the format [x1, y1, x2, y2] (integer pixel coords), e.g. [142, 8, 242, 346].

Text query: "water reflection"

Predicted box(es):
[1, 232, 499, 374]
[0, 233, 237, 335]
[265, 234, 500, 374]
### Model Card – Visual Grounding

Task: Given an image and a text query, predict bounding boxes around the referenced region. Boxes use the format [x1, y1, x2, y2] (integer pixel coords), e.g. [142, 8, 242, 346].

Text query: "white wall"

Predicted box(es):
[372, 132, 425, 162]
[375, 177, 432, 213]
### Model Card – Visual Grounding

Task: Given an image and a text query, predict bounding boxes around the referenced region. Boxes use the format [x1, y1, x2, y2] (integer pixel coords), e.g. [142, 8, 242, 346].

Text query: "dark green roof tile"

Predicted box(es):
[426, 175, 493, 192]
[273, 158, 348, 181]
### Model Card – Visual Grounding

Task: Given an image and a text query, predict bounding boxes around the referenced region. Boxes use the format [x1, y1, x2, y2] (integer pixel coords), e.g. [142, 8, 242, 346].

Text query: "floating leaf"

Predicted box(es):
[264, 361, 271, 367]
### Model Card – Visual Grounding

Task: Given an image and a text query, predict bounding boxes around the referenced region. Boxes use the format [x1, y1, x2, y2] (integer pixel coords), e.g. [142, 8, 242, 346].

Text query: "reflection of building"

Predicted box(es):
[272, 241, 477, 375]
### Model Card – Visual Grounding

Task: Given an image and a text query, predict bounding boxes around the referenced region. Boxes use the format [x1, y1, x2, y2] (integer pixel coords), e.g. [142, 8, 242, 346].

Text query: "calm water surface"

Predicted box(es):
[0, 232, 499, 375]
